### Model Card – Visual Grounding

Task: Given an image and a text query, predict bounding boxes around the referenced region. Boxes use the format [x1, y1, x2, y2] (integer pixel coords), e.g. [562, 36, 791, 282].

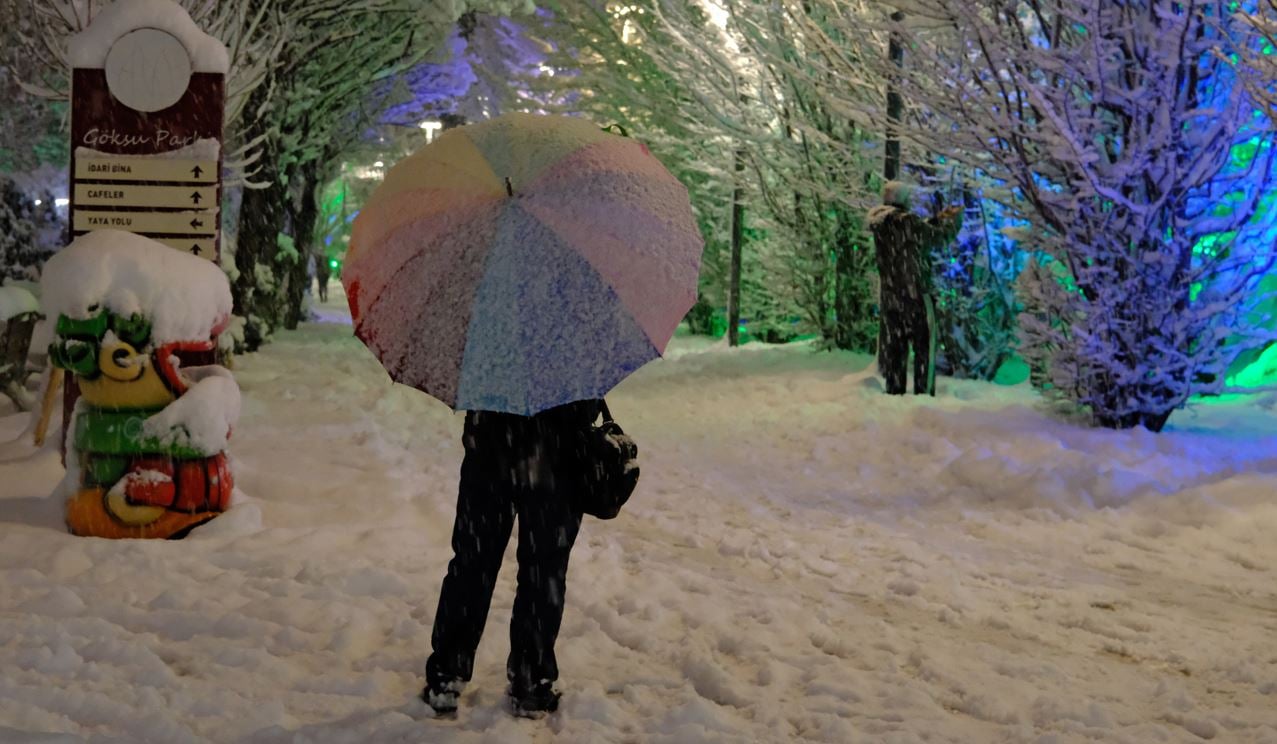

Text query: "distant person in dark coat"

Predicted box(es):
[314, 253, 330, 303]
[869, 182, 962, 396]
[424, 399, 601, 719]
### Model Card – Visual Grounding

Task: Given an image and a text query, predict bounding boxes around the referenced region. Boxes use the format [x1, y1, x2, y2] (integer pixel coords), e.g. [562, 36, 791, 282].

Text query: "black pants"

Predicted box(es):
[880, 298, 934, 396]
[426, 445, 583, 693]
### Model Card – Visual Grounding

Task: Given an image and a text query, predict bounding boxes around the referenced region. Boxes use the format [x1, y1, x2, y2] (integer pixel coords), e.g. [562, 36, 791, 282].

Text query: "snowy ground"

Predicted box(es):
[3, 290, 1277, 743]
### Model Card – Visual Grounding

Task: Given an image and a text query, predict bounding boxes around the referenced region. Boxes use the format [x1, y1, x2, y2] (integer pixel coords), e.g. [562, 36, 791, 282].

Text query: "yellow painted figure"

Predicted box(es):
[51, 309, 236, 540]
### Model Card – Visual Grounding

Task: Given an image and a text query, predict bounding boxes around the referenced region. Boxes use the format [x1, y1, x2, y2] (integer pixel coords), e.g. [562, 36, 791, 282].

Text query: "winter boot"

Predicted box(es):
[423, 678, 465, 718]
[508, 682, 561, 719]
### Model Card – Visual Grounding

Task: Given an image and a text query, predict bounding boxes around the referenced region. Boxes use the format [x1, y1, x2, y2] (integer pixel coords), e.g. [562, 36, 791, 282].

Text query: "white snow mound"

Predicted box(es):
[0, 284, 39, 323]
[69, 0, 230, 73]
[41, 231, 232, 344]
[143, 365, 240, 454]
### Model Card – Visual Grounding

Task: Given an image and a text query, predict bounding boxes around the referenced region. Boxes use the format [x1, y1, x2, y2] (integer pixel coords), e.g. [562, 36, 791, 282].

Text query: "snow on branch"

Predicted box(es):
[805, 0, 1277, 430]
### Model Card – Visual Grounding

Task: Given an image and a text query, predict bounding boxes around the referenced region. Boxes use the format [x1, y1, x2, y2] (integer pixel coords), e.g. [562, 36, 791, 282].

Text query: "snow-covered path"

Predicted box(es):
[3, 301, 1277, 743]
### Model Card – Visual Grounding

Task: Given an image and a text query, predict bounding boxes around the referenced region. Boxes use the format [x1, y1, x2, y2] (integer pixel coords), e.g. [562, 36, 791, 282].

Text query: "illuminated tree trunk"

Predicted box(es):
[884, 9, 905, 182]
[727, 145, 746, 347]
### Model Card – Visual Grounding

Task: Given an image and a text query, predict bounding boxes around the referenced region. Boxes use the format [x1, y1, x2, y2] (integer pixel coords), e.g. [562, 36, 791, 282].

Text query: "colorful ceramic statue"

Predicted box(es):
[43, 231, 239, 539]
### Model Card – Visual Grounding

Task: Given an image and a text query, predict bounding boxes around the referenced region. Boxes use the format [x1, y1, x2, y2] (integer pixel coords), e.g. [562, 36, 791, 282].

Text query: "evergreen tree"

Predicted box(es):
[0, 178, 40, 283]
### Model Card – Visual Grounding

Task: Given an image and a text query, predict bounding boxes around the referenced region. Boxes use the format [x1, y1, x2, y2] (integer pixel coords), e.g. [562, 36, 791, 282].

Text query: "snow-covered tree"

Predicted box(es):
[529, 0, 888, 348]
[1236, 1, 1277, 110]
[801, 0, 1277, 430]
[6, 0, 531, 349]
[0, 5, 66, 174]
[227, 0, 538, 348]
[455, 13, 554, 118]
[525, 0, 748, 338]
[0, 178, 41, 282]
[6, 0, 281, 181]
[725, 0, 886, 350]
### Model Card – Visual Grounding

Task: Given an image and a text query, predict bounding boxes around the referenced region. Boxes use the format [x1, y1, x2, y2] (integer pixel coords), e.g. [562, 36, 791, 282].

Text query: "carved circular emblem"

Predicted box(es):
[104, 29, 193, 113]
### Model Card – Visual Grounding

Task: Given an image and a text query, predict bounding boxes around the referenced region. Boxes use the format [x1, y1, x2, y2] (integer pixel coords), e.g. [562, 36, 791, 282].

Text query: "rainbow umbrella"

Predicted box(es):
[342, 113, 703, 415]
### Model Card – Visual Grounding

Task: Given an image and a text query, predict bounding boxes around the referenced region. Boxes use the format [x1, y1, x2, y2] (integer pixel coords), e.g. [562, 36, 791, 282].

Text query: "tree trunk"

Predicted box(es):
[727, 146, 746, 347]
[233, 142, 287, 351]
[284, 160, 321, 330]
[884, 10, 905, 182]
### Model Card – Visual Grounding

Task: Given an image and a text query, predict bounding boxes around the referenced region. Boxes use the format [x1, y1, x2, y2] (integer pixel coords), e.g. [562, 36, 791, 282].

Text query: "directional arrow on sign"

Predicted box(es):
[73, 184, 218, 209]
[75, 211, 217, 236]
[152, 238, 216, 257]
[74, 158, 218, 183]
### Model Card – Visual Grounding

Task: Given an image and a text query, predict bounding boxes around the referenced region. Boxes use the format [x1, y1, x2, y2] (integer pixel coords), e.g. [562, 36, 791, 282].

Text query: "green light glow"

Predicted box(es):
[1228, 343, 1277, 388]
[1229, 136, 1264, 170]
[1193, 232, 1235, 258]
[1212, 191, 1247, 218]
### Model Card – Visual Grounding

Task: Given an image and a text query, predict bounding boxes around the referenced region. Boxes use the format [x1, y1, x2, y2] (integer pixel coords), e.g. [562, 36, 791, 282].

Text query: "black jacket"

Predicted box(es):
[462, 400, 602, 476]
[871, 208, 963, 305]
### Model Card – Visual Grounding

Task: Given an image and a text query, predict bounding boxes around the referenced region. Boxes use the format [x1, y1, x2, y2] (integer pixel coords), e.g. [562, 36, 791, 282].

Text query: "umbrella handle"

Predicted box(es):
[505, 177, 514, 197]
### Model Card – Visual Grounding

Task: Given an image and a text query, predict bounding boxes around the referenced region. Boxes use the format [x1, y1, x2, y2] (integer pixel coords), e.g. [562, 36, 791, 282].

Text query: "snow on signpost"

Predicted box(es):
[68, 0, 226, 263]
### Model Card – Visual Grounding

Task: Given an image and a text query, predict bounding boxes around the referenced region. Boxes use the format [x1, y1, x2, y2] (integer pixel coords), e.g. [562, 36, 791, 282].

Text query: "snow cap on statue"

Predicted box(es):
[41, 231, 232, 344]
[883, 180, 914, 208]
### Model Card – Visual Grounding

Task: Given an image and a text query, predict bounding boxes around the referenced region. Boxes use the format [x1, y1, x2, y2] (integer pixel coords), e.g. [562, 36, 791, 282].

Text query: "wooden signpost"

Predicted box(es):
[68, 9, 226, 263]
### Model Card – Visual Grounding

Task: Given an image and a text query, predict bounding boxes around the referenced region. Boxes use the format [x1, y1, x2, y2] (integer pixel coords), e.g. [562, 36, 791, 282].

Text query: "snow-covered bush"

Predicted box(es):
[1001, 2, 1273, 430]
[931, 192, 1020, 382]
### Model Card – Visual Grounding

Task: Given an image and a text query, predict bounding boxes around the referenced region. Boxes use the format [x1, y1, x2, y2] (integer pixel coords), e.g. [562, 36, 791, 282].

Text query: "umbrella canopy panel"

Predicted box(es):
[456, 202, 660, 414]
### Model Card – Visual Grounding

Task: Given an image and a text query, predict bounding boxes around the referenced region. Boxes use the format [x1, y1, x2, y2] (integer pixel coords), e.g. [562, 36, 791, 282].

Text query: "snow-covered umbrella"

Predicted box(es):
[342, 113, 703, 416]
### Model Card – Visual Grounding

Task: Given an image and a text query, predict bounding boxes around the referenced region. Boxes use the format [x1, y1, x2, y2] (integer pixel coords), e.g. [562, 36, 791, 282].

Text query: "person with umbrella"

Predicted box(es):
[425, 398, 602, 717]
[342, 113, 703, 719]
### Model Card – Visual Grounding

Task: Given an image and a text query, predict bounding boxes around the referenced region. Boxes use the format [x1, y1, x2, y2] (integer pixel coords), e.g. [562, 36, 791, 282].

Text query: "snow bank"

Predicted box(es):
[69, 0, 230, 73]
[41, 231, 231, 344]
[0, 284, 39, 323]
[4, 290, 1277, 742]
